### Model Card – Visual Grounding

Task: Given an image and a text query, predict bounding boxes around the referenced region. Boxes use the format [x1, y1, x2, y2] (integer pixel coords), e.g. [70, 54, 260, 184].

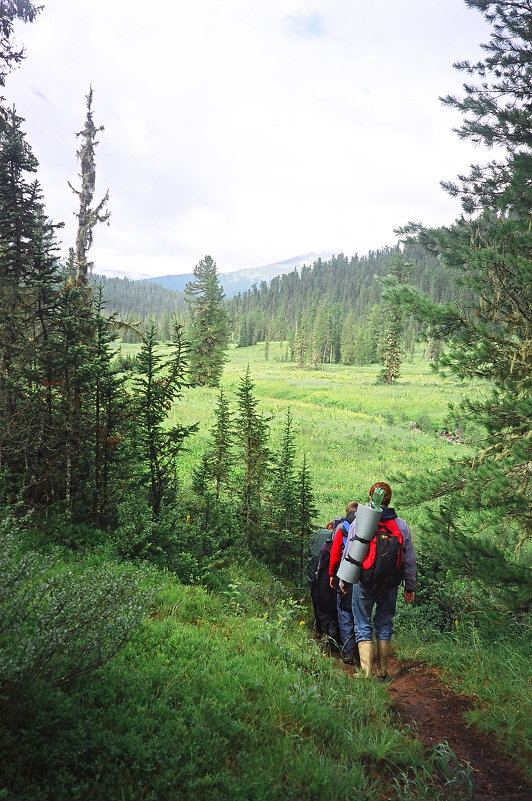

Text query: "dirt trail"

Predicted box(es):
[340, 653, 531, 801]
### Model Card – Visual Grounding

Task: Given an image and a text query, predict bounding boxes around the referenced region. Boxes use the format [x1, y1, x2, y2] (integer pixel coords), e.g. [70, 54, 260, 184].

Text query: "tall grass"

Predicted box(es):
[166, 342, 477, 526]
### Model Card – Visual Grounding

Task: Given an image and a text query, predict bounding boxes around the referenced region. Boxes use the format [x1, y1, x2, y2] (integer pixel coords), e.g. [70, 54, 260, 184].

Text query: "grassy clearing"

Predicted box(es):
[148, 341, 478, 525]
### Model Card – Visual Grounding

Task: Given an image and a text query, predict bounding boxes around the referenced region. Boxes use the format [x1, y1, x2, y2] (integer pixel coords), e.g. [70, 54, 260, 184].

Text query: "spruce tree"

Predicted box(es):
[184, 255, 230, 387]
[52, 90, 112, 522]
[393, 0, 532, 597]
[235, 366, 271, 540]
[91, 285, 127, 526]
[0, 1, 41, 90]
[271, 408, 298, 535]
[0, 107, 62, 506]
[296, 454, 318, 583]
[131, 321, 196, 516]
[270, 408, 306, 577]
[194, 388, 235, 501]
[378, 256, 414, 384]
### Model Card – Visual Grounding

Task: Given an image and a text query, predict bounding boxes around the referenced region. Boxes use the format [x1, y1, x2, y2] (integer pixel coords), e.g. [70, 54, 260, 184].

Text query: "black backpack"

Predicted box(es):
[311, 538, 337, 616]
[360, 518, 404, 588]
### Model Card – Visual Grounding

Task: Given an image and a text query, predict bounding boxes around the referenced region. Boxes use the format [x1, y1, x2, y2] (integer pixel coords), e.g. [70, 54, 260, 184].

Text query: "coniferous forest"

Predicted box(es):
[1, 2, 531, 800]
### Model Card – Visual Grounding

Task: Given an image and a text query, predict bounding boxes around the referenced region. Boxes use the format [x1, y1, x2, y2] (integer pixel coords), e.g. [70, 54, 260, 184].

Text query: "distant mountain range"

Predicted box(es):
[141, 252, 334, 298]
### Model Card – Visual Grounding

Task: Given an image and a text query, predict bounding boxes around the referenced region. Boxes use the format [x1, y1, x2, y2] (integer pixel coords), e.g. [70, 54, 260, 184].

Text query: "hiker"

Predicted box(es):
[307, 521, 334, 635]
[344, 482, 416, 678]
[310, 532, 341, 653]
[328, 502, 358, 664]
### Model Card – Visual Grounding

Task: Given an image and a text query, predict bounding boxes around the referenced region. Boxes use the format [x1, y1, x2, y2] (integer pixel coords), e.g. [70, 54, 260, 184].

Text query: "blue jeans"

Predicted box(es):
[351, 582, 398, 642]
[336, 591, 355, 657]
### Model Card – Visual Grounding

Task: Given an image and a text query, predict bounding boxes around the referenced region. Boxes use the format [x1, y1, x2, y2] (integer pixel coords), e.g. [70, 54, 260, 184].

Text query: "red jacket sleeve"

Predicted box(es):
[329, 528, 344, 576]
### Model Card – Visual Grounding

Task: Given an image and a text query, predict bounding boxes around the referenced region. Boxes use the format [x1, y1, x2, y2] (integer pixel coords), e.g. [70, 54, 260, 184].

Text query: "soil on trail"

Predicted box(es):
[340, 653, 531, 801]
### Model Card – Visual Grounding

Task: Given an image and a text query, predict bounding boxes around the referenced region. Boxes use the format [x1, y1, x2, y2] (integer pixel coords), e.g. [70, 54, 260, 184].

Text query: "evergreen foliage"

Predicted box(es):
[184, 255, 230, 386]
[270, 408, 300, 574]
[271, 408, 298, 534]
[131, 321, 197, 516]
[228, 246, 461, 367]
[235, 366, 272, 539]
[392, 0, 532, 590]
[296, 453, 318, 582]
[206, 388, 235, 501]
[0, 107, 63, 507]
[0, 0, 41, 88]
[92, 273, 186, 340]
[377, 256, 414, 384]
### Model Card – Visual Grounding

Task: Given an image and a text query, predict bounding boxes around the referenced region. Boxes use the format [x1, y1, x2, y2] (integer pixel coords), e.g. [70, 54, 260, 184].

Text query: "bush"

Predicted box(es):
[0, 517, 157, 693]
[114, 493, 239, 586]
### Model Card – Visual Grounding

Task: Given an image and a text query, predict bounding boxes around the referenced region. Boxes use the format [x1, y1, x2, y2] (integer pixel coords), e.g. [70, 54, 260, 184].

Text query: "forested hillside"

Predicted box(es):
[97, 243, 459, 364]
[92, 273, 186, 341]
[227, 243, 461, 364]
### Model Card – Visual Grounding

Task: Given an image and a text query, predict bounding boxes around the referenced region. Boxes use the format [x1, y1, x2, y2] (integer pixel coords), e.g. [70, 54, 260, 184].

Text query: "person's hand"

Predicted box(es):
[404, 590, 415, 604]
[329, 576, 337, 589]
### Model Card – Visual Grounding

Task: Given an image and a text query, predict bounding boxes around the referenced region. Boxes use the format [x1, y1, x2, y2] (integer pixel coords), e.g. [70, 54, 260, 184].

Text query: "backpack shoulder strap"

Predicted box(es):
[378, 518, 402, 537]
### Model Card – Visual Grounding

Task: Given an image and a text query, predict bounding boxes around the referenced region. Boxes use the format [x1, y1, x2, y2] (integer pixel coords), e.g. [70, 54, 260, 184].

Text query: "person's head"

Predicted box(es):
[369, 482, 392, 506]
[345, 501, 358, 515]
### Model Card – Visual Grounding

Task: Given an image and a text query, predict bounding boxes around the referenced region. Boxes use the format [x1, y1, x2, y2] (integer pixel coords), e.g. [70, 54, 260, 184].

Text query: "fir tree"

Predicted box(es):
[234, 366, 271, 540]
[269, 408, 304, 577]
[271, 408, 298, 535]
[91, 285, 126, 526]
[378, 256, 414, 384]
[0, 1, 41, 90]
[53, 91, 111, 522]
[393, 0, 532, 596]
[131, 321, 196, 515]
[296, 454, 318, 583]
[202, 388, 235, 501]
[0, 107, 62, 506]
[184, 255, 230, 387]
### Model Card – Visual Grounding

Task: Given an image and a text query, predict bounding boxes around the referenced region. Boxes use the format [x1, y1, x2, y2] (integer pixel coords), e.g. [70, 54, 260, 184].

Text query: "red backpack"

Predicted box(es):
[360, 518, 404, 587]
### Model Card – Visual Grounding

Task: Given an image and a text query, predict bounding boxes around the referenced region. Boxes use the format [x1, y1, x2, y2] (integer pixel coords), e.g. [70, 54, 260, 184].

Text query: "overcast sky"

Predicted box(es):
[7, 0, 494, 278]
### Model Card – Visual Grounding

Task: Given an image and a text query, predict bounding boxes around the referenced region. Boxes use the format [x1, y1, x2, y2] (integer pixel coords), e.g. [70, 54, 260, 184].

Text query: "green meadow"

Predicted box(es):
[118, 340, 477, 527]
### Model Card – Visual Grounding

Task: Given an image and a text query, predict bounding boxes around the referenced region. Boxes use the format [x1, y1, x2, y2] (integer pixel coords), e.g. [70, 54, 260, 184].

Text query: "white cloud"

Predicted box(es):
[7, 0, 495, 277]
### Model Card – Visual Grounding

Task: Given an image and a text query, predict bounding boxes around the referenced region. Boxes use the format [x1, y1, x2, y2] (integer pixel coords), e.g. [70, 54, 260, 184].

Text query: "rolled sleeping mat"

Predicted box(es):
[336, 504, 383, 584]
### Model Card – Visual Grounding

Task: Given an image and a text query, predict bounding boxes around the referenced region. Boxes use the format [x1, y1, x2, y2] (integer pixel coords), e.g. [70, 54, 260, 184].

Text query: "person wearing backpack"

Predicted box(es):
[307, 521, 335, 635]
[343, 482, 416, 678]
[328, 502, 359, 664]
[310, 533, 341, 653]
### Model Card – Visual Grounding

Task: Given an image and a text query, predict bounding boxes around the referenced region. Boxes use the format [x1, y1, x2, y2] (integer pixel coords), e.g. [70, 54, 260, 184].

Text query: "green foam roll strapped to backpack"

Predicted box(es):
[336, 502, 382, 584]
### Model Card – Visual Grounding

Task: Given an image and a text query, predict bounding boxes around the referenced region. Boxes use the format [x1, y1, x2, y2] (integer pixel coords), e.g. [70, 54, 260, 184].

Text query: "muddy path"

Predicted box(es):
[338, 653, 532, 801]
